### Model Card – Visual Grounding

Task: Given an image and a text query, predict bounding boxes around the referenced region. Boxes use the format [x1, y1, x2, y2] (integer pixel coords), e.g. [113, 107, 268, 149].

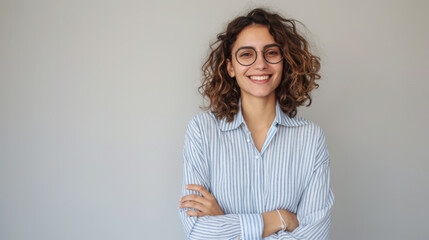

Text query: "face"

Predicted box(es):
[227, 24, 283, 101]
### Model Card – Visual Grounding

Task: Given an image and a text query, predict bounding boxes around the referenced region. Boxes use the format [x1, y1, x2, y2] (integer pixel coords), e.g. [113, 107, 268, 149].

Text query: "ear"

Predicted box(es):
[226, 58, 235, 78]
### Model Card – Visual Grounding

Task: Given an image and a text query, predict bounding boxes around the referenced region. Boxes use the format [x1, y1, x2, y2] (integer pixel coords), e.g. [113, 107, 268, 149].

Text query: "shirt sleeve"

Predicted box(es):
[268, 129, 334, 240]
[179, 116, 264, 240]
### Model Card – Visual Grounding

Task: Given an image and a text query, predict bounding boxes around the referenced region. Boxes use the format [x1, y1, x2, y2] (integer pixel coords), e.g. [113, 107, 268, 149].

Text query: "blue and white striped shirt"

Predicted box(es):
[179, 100, 334, 239]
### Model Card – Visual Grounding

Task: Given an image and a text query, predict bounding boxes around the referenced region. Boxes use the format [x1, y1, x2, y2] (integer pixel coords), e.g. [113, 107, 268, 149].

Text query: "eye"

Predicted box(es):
[265, 48, 280, 57]
[238, 50, 254, 59]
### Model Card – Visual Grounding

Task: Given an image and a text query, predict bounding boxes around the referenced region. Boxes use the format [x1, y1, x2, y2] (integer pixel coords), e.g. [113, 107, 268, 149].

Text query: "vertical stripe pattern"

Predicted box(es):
[179, 100, 334, 240]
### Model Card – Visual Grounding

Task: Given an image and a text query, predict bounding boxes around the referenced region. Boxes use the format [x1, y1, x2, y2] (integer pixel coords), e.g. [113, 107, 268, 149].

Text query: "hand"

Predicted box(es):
[279, 209, 299, 232]
[179, 184, 225, 217]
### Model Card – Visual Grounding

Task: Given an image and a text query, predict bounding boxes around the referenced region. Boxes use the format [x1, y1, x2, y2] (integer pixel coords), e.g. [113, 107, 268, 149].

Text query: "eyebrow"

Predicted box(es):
[236, 43, 280, 50]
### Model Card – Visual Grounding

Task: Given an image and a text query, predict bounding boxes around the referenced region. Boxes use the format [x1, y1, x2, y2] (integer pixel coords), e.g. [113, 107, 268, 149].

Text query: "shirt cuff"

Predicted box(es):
[239, 213, 264, 240]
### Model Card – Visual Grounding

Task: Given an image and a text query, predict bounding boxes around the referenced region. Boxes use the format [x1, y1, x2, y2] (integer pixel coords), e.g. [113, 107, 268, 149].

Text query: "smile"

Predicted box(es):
[248, 75, 271, 84]
[249, 75, 270, 81]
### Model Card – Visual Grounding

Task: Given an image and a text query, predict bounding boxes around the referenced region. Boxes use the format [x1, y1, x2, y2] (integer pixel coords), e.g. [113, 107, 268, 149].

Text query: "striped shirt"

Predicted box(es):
[179, 100, 334, 240]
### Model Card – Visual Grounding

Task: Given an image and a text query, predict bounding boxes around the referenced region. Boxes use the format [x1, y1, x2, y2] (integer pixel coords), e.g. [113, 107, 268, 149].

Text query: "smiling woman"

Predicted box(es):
[179, 8, 334, 240]
[226, 25, 284, 112]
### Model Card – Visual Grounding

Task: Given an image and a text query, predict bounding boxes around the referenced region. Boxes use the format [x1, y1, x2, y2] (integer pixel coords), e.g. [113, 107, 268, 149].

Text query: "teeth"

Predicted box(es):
[250, 75, 269, 81]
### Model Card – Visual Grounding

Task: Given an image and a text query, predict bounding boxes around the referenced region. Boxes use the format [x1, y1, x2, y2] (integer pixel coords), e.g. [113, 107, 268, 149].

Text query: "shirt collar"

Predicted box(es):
[218, 99, 308, 132]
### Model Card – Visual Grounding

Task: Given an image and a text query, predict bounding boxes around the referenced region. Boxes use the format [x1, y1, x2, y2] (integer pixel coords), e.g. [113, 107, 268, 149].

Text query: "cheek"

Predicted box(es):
[275, 65, 284, 79]
[276, 64, 284, 74]
[233, 66, 249, 79]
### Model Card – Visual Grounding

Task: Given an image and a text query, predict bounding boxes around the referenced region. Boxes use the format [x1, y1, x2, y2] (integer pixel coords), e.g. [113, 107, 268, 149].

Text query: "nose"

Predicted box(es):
[253, 52, 268, 70]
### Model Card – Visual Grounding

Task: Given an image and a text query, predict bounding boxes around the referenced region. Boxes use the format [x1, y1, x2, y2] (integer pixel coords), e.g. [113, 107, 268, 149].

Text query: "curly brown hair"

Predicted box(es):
[199, 8, 321, 122]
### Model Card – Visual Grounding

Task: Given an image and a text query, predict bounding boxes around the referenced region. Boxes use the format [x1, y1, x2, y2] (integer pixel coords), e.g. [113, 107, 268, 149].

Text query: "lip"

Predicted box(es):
[248, 74, 271, 84]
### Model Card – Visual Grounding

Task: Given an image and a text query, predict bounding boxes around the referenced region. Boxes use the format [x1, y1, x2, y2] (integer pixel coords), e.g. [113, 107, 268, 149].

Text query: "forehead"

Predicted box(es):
[232, 24, 277, 50]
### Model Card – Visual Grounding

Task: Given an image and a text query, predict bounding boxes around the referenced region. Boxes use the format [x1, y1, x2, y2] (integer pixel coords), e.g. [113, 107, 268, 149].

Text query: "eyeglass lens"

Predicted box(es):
[235, 45, 283, 66]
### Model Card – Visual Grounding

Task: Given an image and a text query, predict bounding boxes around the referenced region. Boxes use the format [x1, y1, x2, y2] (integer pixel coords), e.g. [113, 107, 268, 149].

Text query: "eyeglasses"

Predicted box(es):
[234, 44, 284, 66]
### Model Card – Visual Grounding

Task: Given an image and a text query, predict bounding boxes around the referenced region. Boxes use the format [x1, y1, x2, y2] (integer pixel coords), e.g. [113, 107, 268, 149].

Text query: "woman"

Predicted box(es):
[179, 8, 334, 240]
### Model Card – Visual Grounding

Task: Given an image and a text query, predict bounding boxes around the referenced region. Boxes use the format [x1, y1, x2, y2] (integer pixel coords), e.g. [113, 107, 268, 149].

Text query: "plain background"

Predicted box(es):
[1, 0, 428, 239]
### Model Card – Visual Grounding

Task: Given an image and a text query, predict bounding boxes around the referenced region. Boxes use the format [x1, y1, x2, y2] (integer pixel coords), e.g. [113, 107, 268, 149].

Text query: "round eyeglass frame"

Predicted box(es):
[234, 43, 284, 66]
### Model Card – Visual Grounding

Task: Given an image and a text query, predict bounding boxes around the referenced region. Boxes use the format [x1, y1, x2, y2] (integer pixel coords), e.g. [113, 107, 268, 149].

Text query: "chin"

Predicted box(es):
[243, 91, 276, 99]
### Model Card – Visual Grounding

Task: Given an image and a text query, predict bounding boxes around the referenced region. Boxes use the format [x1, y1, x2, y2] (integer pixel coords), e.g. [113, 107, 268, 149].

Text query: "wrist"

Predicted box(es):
[261, 211, 282, 238]
[276, 209, 287, 232]
[280, 209, 299, 232]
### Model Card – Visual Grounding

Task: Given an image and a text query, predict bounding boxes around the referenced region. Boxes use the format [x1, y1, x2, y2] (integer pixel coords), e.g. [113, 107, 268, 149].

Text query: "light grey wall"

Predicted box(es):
[1, 0, 428, 239]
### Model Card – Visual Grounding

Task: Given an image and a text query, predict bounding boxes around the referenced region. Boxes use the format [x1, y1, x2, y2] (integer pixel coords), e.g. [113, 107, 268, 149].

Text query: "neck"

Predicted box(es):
[241, 94, 277, 131]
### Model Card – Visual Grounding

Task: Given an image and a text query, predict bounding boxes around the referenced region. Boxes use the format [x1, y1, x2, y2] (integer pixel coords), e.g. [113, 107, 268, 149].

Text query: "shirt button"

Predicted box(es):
[246, 138, 250, 143]
[255, 155, 259, 159]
